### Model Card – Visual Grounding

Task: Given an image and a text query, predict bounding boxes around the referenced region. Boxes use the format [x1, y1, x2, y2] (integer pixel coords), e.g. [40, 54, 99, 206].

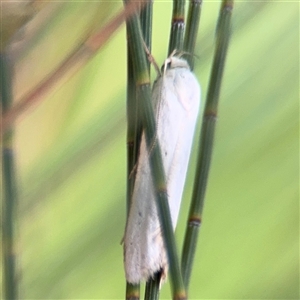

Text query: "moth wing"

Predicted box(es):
[162, 69, 200, 226]
[124, 67, 200, 284]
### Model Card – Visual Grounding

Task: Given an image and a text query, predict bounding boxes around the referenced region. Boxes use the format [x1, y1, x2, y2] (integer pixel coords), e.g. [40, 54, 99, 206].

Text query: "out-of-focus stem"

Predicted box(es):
[1, 54, 18, 300]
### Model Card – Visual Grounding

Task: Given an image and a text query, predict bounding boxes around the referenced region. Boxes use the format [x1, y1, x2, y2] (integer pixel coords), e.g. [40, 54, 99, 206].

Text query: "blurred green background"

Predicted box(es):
[1, 1, 298, 299]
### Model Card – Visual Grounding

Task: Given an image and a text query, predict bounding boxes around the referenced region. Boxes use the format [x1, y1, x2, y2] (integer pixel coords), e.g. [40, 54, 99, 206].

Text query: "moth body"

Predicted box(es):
[124, 57, 200, 284]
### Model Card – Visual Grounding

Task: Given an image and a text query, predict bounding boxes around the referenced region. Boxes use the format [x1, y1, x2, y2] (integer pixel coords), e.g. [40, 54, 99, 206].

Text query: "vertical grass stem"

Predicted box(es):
[181, 0, 234, 289]
[183, 0, 202, 69]
[168, 0, 186, 55]
[1, 54, 18, 300]
[138, 2, 164, 299]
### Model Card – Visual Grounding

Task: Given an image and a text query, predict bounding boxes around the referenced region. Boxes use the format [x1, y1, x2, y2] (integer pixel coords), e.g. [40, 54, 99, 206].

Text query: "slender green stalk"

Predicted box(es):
[1, 54, 18, 300]
[140, 0, 153, 71]
[126, 48, 138, 212]
[183, 0, 202, 69]
[126, 283, 140, 300]
[125, 5, 142, 300]
[136, 0, 153, 171]
[139, 2, 163, 299]
[126, 2, 155, 299]
[125, 41, 141, 300]
[181, 0, 234, 289]
[168, 0, 186, 55]
[144, 272, 161, 300]
[144, 270, 161, 300]
[123, 1, 186, 299]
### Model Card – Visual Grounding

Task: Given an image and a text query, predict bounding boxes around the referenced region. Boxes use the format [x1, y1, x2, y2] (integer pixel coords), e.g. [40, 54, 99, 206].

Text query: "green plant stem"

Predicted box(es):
[168, 0, 186, 55]
[123, 1, 186, 299]
[125, 2, 154, 299]
[1, 54, 18, 300]
[126, 49, 137, 212]
[140, 0, 153, 71]
[126, 283, 140, 300]
[183, 0, 202, 69]
[125, 9, 141, 300]
[144, 272, 161, 300]
[139, 2, 163, 299]
[181, 0, 234, 289]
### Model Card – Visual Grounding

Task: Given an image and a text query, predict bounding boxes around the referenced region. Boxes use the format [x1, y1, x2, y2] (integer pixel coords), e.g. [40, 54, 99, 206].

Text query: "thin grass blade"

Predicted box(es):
[126, 48, 138, 210]
[1, 54, 18, 300]
[181, 0, 234, 289]
[125, 1, 154, 299]
[144, 272, 161, 300]
[183, 0, 202, 69]
[168, 0, 186, 55]
[140, 0, 153, 71]
[138, 2, 162, 299]
[125, 21, 141, 300]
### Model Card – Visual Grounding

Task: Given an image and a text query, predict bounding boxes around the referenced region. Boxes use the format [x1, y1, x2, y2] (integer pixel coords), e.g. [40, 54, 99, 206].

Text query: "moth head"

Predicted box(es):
[162, 56, 190, 74]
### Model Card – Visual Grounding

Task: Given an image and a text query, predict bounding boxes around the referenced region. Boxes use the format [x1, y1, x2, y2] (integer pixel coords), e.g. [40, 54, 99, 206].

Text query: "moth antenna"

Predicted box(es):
[142, 40, 161, 76]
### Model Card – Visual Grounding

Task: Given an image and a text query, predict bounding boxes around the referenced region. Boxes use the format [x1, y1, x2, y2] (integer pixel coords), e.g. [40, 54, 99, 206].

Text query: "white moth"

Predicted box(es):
[124, 56, 201, 284]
